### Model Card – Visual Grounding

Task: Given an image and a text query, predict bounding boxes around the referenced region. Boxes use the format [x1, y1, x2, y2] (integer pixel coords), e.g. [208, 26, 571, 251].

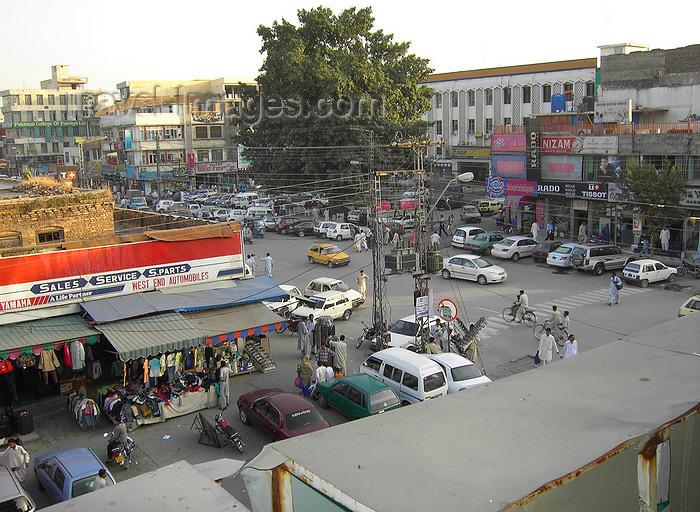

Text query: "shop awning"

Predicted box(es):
[504, 195, 525, 208]
[81, 276, 287, 323]
[95, 312, 205, 361]
[0, 315, 99, 359]
[182, 303, 287, 344]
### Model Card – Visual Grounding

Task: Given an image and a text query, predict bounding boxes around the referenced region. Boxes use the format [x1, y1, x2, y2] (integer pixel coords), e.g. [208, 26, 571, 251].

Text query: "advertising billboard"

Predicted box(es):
[541, 155, 583, 181]
[492, 154, 526, 179]
[492, 134, 526, 152]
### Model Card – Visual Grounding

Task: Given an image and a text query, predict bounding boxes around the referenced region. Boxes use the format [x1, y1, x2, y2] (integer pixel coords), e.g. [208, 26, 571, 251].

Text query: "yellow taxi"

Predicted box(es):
[308, 243, 351, 268]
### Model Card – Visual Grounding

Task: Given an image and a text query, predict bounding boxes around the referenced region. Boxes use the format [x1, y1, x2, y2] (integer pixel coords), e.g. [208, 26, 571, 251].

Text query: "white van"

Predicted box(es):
[246, 206, 275, 220]
[226, 208, 248, 222]
[233, 192, 259, 208]
[360, 347, 448, 405]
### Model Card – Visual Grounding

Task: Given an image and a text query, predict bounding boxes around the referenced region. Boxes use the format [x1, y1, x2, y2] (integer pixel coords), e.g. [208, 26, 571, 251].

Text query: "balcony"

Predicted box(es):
[495, 122, 700, 135]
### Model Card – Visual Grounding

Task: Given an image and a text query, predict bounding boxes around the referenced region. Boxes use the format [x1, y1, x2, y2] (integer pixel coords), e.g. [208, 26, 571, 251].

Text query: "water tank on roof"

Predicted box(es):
[551, 94, 565, 113]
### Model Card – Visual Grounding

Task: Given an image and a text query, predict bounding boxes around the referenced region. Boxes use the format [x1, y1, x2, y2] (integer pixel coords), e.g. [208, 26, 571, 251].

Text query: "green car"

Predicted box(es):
[463, 232, 504, 255]
[314, 374, 400, 419]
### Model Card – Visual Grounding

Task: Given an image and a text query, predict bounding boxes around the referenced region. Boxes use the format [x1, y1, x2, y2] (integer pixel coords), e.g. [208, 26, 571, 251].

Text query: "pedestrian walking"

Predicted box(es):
[546, 220, 554, 240]
[448, 215, 454, 233]
[660, 227, 670, 251]
[358, 231, 368, 251]
[439, 215, 449, 237]
[245, 254, 256, 275]
[297, 355, 313, 397]
[561, 334, 579, 359]
[306, 314, 316, 353]
[537, 327, 559, 366]
[218, 360, 231, 409]
[0, 438, 30, 482]
[261, 253, 274, 277]
[430, 231, 441, 250]
[531, 220, 540, 241]
[329, 335, 347, 376]
[354, 231, 363, 252]
[607, 272, 622, 306]
[297, 316, 311, 357]
[357, 270, 369, 299]
[577, 222, 587, 244]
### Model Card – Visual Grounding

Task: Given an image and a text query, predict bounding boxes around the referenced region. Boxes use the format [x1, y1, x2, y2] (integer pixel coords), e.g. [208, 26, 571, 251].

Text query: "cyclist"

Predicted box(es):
[515, 290, 529, 323]
[545, 306, 568, 342]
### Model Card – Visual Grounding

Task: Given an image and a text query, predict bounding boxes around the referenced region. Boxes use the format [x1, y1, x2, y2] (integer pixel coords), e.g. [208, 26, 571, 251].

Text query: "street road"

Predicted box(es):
[18, 209, 698, 510]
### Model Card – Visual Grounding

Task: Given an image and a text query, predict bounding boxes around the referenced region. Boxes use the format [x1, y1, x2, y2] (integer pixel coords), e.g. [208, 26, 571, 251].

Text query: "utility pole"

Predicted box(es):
[155, 133, 162, 198]
[368, 131, 389, 341]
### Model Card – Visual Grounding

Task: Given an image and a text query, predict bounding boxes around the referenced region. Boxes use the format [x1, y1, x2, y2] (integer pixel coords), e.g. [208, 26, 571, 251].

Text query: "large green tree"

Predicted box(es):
[235, 6, 434, 198]
[618, 158, 686, 241]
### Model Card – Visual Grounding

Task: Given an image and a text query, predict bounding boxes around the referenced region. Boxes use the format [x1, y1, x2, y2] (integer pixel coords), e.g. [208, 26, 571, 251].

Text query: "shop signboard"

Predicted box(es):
[525, 117, 541, 179]
[124, 129, 132, 149]
[492, 154, 526, 179]
[536, 181, 608, 200]
[0, 228, 244, 314]
[572, 199, 588, 211]
[451, 148, 491, 158]
[11, 120, 87, 129]
[505, 180, 537, 196]
[594, 100, 632, 123]
[195, 162, 237, 174]
[541, 137, 575, 154]
[541, 155, 583, 181]
[570, 136, 618, 155]
[492, 134, 525, 152]
[681, 187, 700, 207]
[415, 295, 429, 319]
[485, 177, 506, 198]
[608, 183, 624, 202]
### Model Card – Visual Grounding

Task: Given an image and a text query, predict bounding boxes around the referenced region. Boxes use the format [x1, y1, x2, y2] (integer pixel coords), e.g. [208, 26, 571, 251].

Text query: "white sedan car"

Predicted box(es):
[546, 242, 578, 268]
[426, 353, 492, 393]
[441, 254, 507, 285]
[622, 259, 677, 287]
[262, 285, 306, 316]
[490, 236, 538, 261]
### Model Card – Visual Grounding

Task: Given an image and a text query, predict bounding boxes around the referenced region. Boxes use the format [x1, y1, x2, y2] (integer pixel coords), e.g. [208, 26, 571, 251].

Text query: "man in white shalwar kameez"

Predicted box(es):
[1, 438, 30, 482]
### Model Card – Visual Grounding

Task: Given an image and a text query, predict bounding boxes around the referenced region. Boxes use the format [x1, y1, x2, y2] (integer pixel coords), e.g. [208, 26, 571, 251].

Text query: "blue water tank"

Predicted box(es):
[551, 94, 565, 113]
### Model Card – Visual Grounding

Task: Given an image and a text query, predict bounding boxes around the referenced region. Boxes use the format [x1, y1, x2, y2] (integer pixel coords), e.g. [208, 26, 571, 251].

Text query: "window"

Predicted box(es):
[364, 357, 382, 372]
[48, 94, 55, 105]
[0, 231, 22, 249]
[146, 152, 158, 164]
[331, 381, 349, 397]
[435, 93, 442, 108]
[209, 125, 222, 138]
[503, 87, 511, 105]
[402, 372, 418, 391]
[25, 112, 33, 122]
[195, 126, 208, 139]
[586, 81, 595, 97]
[504, 117, 511, 126]
[564, 82, 573, 101]
[467, 90, 475, 106]
[37, 95, 43, 105]
[485, 88, 493, 105]
[40, 143, 48, 153]
[347, 387, 365, 408]
[164, 126, 182, 139]
[9, 95, 19, 106]
[37, 228, 65, 244]
[50, 112, 57, 121]
[435, 121, 442, 135]
[52, 143, 60, 153]
[436, 147, 442, 157]
[24, 94, 32, 105]
[468, 119, 475, 133]
[37, 111, 44, 122]
[451, 91, 458, 107]
[70, 95, 78, 105]
[542, 85, 552, 102]
[196, 149, 209, 162]
[424, 372, 446, 392]
[452, 120, 458, 134]
[61, 111, 67, 120]
[59, 95, 67, 105]
[144, 127, 162, 140]
[486, 118, 493, 133]
[211, 149, 224, 161]
[523, 86, 531, 104]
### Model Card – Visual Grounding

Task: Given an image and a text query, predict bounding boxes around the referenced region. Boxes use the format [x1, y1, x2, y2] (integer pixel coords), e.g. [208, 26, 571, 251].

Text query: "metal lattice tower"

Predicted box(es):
[369, 136, 389, 336]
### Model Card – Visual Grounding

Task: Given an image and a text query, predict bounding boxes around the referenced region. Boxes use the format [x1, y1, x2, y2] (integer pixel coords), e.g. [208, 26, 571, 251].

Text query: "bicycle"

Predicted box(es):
[502, 302, 537, 327]
[532, 322, 568, 347]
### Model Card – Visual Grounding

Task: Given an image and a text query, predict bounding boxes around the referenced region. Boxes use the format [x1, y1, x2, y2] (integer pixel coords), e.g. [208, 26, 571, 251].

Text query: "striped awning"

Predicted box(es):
[95, 312, 205, 361]
[504, 195, 525, 208]
[0, 315, 99, 359]
[182, 303, 286, 345]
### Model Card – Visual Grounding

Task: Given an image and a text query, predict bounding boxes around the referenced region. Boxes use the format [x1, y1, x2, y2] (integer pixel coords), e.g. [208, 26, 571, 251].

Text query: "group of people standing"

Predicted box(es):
[244, 253, 274, 277]
[296, 330, 348, 397]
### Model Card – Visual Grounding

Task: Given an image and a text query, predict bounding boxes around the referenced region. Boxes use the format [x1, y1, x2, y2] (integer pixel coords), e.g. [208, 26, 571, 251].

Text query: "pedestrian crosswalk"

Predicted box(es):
[476, 286, 649, 341]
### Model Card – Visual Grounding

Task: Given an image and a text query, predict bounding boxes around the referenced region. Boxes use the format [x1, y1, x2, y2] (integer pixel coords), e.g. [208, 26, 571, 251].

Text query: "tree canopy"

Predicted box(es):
[618, 159, 686, 239]
[235, 6, 434, 196]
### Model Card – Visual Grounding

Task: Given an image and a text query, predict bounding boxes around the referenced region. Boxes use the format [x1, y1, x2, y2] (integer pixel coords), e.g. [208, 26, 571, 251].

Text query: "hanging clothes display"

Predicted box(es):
[70, 340, 85, 371]
[67, 391, 100, 429]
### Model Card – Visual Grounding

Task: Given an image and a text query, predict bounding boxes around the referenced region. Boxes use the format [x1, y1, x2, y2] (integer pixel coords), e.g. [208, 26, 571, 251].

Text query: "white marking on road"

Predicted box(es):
[477, 307, 500, 314]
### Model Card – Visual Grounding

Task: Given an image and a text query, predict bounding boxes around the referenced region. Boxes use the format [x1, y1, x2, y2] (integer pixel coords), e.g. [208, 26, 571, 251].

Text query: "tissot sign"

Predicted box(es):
[536, 181, 608, 200]
[0, 231, 243, 314]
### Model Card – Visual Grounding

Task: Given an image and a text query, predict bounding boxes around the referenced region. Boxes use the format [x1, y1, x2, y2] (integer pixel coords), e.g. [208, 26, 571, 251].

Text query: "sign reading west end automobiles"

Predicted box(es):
[0, 229, 244, 314]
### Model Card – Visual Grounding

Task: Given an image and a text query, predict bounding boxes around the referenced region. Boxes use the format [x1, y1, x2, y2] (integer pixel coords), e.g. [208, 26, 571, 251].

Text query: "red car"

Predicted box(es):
[237, 388, 330, 440]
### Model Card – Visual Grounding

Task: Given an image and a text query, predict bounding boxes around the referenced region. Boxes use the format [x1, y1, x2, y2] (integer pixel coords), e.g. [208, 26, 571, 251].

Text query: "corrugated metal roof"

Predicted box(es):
[243, 314, 700, 512]
[81, 276, 286, 323]
[95, 312, 205, 361]
[183, 302, 285, 339]
[0, 314, 97, 356]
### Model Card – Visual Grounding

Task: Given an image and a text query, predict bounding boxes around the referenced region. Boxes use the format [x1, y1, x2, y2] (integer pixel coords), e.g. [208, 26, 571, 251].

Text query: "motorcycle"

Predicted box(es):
[356, 321, 376, 349]
[676, 259, 700, 279]
[275, 316, 299, 334]
[215, 410, 245, 453]
[103, 431, 135, 470]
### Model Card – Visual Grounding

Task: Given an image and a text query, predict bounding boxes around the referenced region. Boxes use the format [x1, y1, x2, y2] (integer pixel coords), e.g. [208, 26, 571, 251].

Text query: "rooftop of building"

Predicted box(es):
[424, 57, 598, 84]
[0, 177, 110, 204]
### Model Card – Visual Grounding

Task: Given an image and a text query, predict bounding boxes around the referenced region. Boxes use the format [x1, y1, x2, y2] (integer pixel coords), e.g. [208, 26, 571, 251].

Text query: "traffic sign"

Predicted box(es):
[437, 299, 457, 322]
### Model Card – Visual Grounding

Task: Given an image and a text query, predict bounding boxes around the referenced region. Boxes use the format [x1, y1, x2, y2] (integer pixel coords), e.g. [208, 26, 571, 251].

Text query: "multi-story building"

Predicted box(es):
[422, 58, 598, 181]
[96, 78, 255, 197]
[0, 65, 101, 175]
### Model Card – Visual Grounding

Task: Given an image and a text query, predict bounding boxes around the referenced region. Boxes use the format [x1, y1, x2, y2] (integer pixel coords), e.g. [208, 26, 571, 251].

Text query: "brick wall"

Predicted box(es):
[0, 191, 114, 256]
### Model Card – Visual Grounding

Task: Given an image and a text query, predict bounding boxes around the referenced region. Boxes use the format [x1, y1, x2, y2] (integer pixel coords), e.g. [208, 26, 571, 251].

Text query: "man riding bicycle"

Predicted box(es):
[515, 290, 529, 322]
[545, 306, 568, 341]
